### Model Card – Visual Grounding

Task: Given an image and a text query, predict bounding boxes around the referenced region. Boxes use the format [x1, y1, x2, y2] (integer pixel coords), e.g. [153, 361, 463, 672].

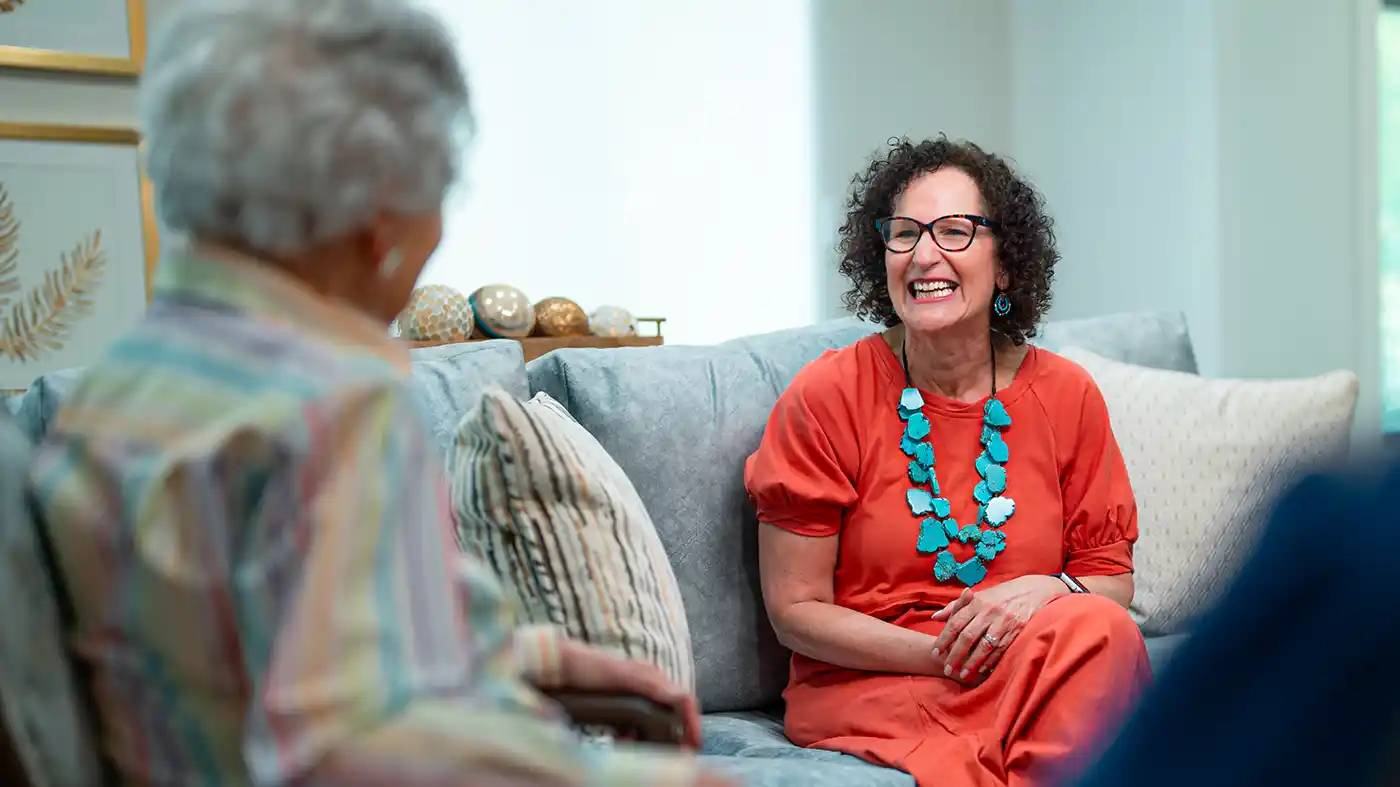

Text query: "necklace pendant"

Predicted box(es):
[906, 488, 934, 515]
[975, 529, 1007, 560]
[916, 518, 949, 553]
[933, 551, 957, 582]
[983, 398, 1012, 427]
[954, 557, 988, 586]
[900, 387, 925, 411]
[985, 496, 1016, 526]
[898, 370, 1016, 588]
[983, 464, 1007, 493]
[955, 523, 981, 544]
[985, 434, 1010, 463]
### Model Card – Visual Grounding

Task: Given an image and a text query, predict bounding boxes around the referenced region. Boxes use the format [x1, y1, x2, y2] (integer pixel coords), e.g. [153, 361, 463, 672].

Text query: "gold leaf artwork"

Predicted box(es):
[0, 0, 25, 14]
[0, 184, 107, 362]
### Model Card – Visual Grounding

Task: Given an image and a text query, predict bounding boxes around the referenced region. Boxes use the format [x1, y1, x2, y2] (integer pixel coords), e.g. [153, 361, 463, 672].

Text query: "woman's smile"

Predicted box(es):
[908, 277, 961, 304]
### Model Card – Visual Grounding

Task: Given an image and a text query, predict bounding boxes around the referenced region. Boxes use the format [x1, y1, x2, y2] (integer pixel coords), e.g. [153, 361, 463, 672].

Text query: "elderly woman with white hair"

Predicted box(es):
[25, 1, 731, 786]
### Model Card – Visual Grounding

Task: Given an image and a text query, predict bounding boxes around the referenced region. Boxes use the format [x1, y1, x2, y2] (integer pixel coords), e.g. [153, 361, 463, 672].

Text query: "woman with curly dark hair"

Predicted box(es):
[744, 137, 1150, 786]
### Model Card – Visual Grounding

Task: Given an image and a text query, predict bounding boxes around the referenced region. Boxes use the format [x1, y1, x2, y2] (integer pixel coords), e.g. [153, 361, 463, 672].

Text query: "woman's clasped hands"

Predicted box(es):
[931, 575, 1067, 683]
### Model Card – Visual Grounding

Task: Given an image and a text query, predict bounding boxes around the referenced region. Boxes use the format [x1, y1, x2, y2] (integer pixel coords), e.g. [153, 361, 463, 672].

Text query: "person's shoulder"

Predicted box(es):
[1021, 346, 1112, 431]
[781, 333, 887, 406]
[1026, 345, 1100, 392]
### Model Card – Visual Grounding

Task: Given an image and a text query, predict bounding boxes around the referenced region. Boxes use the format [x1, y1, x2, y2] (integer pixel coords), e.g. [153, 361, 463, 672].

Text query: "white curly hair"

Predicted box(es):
[139, 0, 471, 257]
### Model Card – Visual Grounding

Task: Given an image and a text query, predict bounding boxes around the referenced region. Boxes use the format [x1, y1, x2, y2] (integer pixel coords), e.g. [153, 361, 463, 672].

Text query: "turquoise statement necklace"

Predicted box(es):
[899, 336, 1016, 587]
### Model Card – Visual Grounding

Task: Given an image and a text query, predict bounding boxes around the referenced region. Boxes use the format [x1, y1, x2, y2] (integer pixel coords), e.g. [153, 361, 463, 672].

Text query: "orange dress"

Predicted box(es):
[744, 336, 1151, 787]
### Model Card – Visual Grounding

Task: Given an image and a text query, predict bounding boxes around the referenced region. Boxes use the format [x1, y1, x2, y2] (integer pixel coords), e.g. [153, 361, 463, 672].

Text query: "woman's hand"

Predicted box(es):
[559, 639, 703, 748]
[930, 575, 1067, 681]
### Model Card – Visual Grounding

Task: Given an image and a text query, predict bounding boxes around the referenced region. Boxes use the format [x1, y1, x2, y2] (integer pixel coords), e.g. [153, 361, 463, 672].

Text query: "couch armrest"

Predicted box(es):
[545, 690, 685, 745]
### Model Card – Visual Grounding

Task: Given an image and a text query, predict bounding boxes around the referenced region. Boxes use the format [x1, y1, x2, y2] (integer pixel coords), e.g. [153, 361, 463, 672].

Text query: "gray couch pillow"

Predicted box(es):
[528, 318, 879, 712]
[526, 310, 1196, 713]
[409, 340, 528, 456]
[1035, 310, 1198, 374]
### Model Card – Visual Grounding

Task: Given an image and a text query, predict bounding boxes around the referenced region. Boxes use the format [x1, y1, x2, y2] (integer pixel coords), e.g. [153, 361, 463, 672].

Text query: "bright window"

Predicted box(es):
[1382, 7, 1400, 432]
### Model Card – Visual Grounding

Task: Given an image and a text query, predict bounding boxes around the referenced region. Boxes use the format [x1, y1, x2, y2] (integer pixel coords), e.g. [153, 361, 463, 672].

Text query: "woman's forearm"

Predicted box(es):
[772, 599, 943, 675]
[1080, 574, 1134, 609]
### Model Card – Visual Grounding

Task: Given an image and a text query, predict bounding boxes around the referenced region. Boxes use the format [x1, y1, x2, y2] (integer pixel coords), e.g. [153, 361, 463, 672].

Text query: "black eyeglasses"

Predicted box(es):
[875, 214, 998, 253]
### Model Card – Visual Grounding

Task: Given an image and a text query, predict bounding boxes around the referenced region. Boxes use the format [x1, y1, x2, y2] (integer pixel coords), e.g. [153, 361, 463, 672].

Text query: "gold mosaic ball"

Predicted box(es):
[469, 284, 535, 339]
[589, 304, 635, 337]
[399, 285, 474, 342]
[533, 297, 590, 337]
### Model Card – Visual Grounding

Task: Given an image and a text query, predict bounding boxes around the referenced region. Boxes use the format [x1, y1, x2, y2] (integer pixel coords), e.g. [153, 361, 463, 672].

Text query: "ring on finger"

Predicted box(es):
[982, 633, 999, 647]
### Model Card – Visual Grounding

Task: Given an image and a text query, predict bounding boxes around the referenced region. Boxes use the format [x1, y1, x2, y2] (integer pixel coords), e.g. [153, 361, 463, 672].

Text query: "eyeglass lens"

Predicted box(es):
[881, 216, 978, 253]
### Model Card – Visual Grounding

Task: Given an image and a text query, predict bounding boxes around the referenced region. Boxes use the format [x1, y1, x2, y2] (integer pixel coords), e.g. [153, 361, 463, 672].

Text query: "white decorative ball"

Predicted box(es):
[589, 305, 635, 337]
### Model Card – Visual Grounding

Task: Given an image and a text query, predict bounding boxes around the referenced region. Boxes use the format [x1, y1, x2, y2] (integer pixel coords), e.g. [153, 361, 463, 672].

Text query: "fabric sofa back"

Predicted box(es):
[3, 311, 1199, 714]
[1, 340, 530, 451]
[526, 310, 1199, 712]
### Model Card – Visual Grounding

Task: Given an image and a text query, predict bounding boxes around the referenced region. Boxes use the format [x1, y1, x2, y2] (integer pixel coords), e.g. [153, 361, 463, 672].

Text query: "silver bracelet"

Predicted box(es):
[1057, 572, 1089, 594]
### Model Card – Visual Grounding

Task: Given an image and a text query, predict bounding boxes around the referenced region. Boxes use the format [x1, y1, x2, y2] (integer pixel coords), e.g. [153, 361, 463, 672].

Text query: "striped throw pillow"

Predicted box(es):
[450, 389, 694, 691]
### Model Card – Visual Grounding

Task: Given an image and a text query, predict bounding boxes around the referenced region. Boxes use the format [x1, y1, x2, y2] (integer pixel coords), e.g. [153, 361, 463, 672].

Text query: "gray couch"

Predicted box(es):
[0, 311, 1196, 787]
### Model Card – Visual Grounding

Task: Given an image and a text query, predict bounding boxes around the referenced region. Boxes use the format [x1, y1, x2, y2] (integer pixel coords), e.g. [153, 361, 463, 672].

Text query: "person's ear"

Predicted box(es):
[378, 247, 404, 280]
[357, 212, 400, 273]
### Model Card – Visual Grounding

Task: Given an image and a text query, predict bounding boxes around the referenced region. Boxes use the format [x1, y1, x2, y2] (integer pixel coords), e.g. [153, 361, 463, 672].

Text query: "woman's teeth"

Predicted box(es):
[911, 281, 957, 298]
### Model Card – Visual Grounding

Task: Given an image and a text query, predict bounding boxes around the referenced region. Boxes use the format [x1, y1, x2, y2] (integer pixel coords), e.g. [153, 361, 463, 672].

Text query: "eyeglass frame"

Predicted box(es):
[874, 214, 1000, 253]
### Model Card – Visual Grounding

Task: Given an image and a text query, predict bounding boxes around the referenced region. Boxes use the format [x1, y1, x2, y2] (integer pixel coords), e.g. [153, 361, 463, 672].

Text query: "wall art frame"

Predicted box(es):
[0, 122, 159, 390]
[0, 0, 146, 77]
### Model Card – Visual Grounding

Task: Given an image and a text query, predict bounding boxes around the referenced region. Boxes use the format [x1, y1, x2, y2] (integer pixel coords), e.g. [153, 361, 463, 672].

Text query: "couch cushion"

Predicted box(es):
[1061, 347, 1358, 636]
[409, 340, 528, 456]
[528, 318, 879, 712]
[702, 753, 914, 787]
[0, 412, 103, 787]
[1035, 311, 1197, 374]
[526, 311, 1198, 713]
[1144, 634, 1188, 673]
[450, 390, 694, 690]
[701, 712, 913, 786]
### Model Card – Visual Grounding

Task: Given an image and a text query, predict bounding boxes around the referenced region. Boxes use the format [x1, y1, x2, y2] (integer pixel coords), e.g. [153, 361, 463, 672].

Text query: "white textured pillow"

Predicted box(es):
[1059, 347, 1359, 636]
[450, 389, 695, 691]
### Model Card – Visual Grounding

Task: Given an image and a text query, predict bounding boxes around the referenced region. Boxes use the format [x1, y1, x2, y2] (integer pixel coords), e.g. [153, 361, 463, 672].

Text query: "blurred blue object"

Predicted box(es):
[1068, 454, 1400, 787]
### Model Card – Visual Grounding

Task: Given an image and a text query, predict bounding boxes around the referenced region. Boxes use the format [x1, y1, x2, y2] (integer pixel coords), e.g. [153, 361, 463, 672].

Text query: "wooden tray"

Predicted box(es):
[408, 335, 663, 363]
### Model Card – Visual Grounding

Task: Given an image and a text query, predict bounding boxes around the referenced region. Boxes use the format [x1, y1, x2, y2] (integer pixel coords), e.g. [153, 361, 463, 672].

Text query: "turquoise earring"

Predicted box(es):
[993, 291, 1011, 317]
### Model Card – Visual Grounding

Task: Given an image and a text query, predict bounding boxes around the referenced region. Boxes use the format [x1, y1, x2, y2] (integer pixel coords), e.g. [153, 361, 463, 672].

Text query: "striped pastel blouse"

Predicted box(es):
[27, 247, 694, 787]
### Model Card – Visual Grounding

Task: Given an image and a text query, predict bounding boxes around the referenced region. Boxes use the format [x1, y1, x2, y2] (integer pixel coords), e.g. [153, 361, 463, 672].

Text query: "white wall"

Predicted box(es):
[1009, 1, 1223, 371]
[1009, 0, 1380, 439]
[0, 0, 179, 125]
[811, 0, 1011, 317]
[423, 0, 816, 346]
[1215, 0, 1379, 440]
[425, 0, 1012, 346]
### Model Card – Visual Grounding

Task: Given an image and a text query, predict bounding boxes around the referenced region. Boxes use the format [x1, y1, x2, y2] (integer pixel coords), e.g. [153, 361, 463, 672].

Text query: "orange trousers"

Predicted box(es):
[784, 595, 1151, 787]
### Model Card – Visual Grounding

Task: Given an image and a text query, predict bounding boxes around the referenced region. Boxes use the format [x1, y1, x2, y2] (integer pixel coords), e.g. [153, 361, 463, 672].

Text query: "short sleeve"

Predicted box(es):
[1060, 378, 1138, 576]
[744, 361, 860, 538]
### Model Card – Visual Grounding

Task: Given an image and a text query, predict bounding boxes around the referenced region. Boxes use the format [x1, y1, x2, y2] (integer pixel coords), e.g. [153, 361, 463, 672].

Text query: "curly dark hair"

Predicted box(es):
[837, 135, 1058, 345]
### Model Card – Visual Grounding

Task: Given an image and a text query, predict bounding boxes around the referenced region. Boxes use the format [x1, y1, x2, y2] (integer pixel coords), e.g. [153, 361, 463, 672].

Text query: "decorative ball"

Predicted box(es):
[399, 285, 474, 342]
[589, 305, 635, 337]
[533, 296, 590, 337]
[469, 284, 535, 339]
